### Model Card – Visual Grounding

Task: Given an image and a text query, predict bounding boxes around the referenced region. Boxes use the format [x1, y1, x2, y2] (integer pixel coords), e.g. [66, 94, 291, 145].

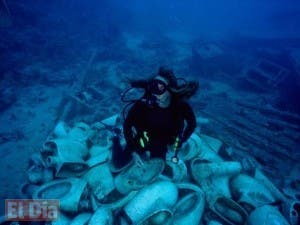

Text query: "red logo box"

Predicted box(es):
[5, 199, 59, 221]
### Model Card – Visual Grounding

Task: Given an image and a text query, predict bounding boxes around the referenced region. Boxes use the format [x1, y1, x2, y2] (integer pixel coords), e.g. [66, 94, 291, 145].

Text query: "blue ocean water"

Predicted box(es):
[1, 0, 300, 224]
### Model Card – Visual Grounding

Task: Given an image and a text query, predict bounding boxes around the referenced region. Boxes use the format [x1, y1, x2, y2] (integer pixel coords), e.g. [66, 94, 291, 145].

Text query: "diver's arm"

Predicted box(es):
[181, 102, 196, 143]
[123, 106, 137, 148]
[123, 102, 144, 149]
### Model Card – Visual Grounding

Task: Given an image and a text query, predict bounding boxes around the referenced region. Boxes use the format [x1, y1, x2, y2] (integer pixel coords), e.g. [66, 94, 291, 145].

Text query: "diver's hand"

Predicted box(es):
[132, 152, 144, 167]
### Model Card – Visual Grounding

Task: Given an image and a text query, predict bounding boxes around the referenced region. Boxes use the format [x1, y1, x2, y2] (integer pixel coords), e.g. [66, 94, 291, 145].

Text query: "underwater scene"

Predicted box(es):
[0, 0, 300, 224]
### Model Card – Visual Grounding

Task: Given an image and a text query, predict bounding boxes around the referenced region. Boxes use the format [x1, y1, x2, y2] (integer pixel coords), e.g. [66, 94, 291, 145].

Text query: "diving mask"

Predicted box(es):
[148, 79, 168, 95]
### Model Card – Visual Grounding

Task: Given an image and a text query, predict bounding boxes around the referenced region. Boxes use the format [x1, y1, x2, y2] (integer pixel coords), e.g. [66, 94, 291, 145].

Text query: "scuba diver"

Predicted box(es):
[111, 66, 199, 168]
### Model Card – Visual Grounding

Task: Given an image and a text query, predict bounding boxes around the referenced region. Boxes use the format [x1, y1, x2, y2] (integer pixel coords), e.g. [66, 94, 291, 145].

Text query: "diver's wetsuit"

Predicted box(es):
[111, 98, 196, 167]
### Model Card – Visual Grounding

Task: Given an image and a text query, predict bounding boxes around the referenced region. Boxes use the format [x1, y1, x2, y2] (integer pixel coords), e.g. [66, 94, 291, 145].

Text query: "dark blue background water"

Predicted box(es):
[1, 0, 300, 112]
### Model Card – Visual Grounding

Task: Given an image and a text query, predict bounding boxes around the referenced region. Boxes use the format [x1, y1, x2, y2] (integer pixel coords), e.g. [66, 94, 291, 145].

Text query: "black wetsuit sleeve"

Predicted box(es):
[123, 102, 143, 149]
[180, 102, 196, 143]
